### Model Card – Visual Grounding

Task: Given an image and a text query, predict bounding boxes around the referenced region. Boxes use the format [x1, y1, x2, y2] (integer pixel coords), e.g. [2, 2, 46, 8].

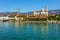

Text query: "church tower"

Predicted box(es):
[45, 5, 48, 16]
[46, 5, 48, 12]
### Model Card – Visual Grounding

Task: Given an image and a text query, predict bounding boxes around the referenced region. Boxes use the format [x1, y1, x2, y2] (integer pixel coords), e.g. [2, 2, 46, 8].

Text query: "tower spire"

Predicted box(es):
[46, 5, 48, 12]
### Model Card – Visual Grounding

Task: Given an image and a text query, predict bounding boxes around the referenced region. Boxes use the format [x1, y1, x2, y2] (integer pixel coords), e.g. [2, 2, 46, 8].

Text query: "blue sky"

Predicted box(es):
[0, 0, 60, 12]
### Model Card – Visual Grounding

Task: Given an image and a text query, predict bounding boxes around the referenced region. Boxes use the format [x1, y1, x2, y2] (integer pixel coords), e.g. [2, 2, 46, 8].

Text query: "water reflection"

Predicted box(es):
[40, 22, 48, 39]
[48, 23, 60, 40]
[58, 23, 60, 32]
[33, 23, 40, 32]
[0, 22, 60, 40]
[15, 22, 29, 33]
[15, 22, 20, 32]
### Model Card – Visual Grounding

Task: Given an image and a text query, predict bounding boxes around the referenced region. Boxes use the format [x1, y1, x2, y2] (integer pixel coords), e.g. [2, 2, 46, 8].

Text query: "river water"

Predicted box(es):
[0, 22, 60, 40]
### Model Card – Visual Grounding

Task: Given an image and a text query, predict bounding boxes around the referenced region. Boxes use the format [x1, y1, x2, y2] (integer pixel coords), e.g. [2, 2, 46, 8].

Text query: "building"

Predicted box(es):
[15, 14, 27, 21]
[48, 11, 56, 16]
[40, 5, 48, 16]
[0, 14, 9, 21]
[27, 14, 37, 18]
[34, 11, 40, 15]
[38, 14, 48, 18]
[8, 14, 15, 20]
[34, 5, 48, 16]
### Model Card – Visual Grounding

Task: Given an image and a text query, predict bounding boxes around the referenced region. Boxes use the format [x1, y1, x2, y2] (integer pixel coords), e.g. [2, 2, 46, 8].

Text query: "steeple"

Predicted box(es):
[46, 5, 48, 12]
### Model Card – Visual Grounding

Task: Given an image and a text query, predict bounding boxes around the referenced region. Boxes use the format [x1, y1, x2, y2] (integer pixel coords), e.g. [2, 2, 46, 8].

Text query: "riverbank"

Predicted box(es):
[0, 20, 60, 24]
[21, 21, 60, 23]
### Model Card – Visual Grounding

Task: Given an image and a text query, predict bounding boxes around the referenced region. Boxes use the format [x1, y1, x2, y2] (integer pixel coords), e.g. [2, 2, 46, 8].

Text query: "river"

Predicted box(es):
[0, 22, 60, 40]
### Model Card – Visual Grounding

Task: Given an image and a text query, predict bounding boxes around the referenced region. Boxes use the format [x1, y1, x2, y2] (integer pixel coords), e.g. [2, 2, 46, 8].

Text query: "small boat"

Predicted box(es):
[0, 17, 8, 22]
[2, 18, 8, 22]
[3, 20, 8, 22]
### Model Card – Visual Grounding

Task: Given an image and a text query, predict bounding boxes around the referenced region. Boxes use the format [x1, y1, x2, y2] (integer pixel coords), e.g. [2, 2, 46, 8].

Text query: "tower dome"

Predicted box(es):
[41, 8, 44, 12]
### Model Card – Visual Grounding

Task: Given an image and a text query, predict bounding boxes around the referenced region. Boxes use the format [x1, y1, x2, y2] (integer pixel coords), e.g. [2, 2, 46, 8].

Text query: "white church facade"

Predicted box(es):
[34, 5, 48, 16]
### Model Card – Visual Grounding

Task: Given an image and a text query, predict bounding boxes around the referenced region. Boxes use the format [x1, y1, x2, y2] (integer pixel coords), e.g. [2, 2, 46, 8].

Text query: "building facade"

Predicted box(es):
[34, 5, 48, 16]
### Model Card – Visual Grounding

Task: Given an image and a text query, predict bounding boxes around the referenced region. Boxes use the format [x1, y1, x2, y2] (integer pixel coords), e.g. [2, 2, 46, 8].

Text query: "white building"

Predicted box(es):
[34, 5, 48, 16]
[0, 16, 9, 21]
[40, 5, 48, 16]
[34, 11, 40, 15]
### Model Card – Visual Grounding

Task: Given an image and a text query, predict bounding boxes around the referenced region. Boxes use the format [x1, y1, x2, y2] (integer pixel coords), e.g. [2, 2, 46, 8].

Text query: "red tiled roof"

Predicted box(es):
[27, 15, 37, 18]
[16, 14, 27, 17]
[38, 14, 48, 18]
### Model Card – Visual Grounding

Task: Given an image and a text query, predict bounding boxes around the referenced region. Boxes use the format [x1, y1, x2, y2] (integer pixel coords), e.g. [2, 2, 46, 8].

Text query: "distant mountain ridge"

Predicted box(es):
[0, 9, 60, 14]
[26, 9, 60, 14]
[49, 9, 60, 14]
